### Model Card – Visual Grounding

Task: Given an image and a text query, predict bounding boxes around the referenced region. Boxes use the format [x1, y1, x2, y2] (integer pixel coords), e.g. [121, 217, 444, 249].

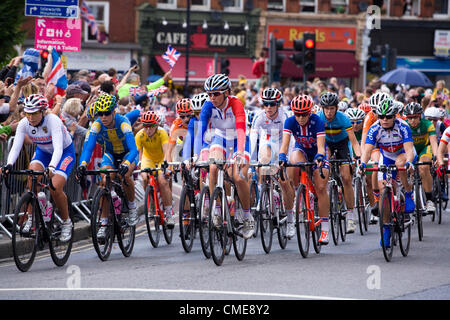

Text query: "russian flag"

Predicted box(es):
[46, 49, 67, 96]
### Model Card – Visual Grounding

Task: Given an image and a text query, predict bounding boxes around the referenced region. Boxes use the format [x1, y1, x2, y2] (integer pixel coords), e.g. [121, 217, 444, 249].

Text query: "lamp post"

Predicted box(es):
[184, 0, 191, 97]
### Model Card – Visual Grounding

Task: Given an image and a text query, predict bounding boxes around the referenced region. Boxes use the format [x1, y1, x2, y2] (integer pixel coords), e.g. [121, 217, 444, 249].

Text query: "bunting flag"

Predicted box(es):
[46, 49, 67, 96]
[80, 1, 98, 38]
[147, 85, 168, 98]
[128, 86, 145, 97]
[162, 45, 180, 69]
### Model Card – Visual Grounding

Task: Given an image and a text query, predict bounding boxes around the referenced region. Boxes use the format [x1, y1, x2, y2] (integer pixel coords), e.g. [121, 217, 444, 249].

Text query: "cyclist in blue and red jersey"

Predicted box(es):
[278, 95, 331, 244]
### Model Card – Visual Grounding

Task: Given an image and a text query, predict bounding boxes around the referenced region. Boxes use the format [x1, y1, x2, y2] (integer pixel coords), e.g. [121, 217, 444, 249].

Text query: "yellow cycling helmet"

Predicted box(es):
[95, 94, 117, 113]
[86, 102, 97, 121]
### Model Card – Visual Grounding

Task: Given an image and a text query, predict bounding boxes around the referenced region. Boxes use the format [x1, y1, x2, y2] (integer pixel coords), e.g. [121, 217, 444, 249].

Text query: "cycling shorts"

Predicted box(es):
[31, 144, 76, 180]
[378, 154, 417, 180]
[418, 145, 433, 160]
[291, 147, 330, 171]
[209, 135, 250, 162]
[326, 137, 352, 162]
[101, 151, 139, 169]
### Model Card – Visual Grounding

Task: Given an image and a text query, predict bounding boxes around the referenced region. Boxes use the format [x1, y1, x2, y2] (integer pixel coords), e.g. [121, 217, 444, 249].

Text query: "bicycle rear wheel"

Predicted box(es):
[90, 188, 114, 261]
[232, 194, 247, 261]
[259, 185, 273, 254]
[116, 200, 136, 258]
[179, 187, 195, 253]
[354, 177, 365, 236]
[295, 185, 310, 258]
[312, 201, 322, 254]
[398, 193, 411, 257]
[163, 223, 173, 245]
[209, 187, 227, 266]
[433, 175, 442, 225]
[276, 191, 288, 250]
[145, 185, 161, 248]
[49, 197, 74, 266]
[414, 183, 424, 241]
[329, 184, 340, 245]
[12, 193, 38, 272]
[199, 185, 211, 259]
[338, 186, 347, 242]
[380, 188, 394, 262]
[250, 179, 259, 238]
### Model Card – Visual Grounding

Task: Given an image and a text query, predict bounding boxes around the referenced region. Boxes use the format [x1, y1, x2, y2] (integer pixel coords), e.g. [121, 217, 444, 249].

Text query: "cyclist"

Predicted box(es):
[359, 98, 416, 247]
[168, 98, 192, 162]
[404, 102, 438, 212]
[279, 95, 331, 244]
[135, 110, 174, 227]
[77, 94, 140, 240]
[193, 74, 254, 239]
[318, 92, 362, 234]
[345, 107, 366, 145]
[424, 106, 446, 142]
[1, 94, 75, 242]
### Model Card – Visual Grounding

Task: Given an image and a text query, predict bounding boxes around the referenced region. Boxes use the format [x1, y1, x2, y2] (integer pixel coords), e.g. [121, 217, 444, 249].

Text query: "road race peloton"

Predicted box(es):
[6, 70, 450, 267]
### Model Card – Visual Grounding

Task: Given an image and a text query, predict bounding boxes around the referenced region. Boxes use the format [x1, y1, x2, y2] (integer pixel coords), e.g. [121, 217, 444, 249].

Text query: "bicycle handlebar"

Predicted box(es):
[3, 169, 56, 191]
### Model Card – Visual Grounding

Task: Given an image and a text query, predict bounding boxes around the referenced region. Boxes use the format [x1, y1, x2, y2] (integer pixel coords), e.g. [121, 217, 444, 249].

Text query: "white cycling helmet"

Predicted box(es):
[369, 92, 391, 111]
[204, 74, 231, 92]
[191, 92, 209, 111]
[424, 106, 441, 119]
[23, 94, 48, 113]
[338, 101, 349, 112]
[345, 107, 366, 121]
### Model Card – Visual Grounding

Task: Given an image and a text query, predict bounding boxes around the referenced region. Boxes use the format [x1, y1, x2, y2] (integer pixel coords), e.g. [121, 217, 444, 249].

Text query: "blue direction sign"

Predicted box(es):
[26, 0, 79, 18]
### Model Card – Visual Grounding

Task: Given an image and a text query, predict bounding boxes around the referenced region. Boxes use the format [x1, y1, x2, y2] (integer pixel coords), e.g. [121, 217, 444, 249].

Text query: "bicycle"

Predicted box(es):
[5, 169, 74, 272]
[366, 164, 412, 262]
[353, 162, 371, 235]
[328, 155, 352, 245]
[430, 162, 443, 224]
[249, 167, 260, 238]
[411, 161, 432, 242]
[138, 162, 178, 248]
[177, 161, 210, 255]
[209, 159, 247, 266]
[251, 162, 287, 254]
[83, 168, 136, 261]
[281, 163, 323, 258]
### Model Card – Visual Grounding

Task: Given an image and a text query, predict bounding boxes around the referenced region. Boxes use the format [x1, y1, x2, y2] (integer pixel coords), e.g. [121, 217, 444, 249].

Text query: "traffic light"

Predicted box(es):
[290, 39, 303, 66]
[40, 49, 49, 71]
[269, 35, 285, 83]
[302, 33, 316, 75]
[220, 58, 230, 76]
[367, 45, 383, 75]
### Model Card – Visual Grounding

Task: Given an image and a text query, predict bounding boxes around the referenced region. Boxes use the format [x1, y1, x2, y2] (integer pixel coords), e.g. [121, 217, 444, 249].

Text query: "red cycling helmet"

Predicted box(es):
[290, 95, 314, 113]
[358, 102, 372, 114]
[141, 110, 160, 125]
[176, 98, 192, 115]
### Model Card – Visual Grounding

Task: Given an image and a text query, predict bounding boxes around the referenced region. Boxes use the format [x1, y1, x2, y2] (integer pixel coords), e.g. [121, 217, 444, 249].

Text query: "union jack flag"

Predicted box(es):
[129, 86, 145, 97]
[147, 86, 168, 98]
[80, 1, 98, 38]
[162, 45, 180, 69]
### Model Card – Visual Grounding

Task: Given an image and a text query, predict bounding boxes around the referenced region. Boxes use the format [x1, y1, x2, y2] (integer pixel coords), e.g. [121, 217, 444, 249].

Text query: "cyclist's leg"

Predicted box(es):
[370, 149, 381, 205]
[418, 146, 434, 207]
[28, 147, 47, 192]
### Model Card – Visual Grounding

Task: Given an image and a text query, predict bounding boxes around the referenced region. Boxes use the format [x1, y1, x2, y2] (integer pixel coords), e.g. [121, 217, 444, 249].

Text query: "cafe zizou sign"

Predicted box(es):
[153, 24, 247, 53]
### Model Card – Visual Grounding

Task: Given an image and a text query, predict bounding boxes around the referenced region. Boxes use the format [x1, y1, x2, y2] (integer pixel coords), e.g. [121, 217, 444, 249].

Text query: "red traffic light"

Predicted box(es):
[41, 50, 49, 59]
[305, 39, 315, 49]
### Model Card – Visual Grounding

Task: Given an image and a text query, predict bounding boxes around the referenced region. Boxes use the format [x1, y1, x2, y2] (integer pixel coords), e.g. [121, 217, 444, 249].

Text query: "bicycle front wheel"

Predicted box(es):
[276, 190, 288, 250]
[295, 185, 310, 258]
[12, 193, 38, 272]
[398, 194, 411, 258]
[259, 185, 273, 254]
[199, 186, 211, 259]
[209, 187, 227, 266]
[116, 202, 136, 258]
[354, 177, 365, 236]
[49, 197, 74, 266]
[90, 188, 114, 261]
[232, 194, 247, 261]
[433, 175, 442, 225]
[414, 184, 424, 241]
[379, 188, 394, 262]
[250, 180, 259, 238]
[329, 184, 340, 245]
[145, 185, 161, 248]
[179, 187, 195, 253]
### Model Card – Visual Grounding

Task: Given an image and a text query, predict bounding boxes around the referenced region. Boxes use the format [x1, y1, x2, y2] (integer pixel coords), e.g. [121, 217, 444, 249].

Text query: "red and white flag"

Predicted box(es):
[162, 45, 180, 69]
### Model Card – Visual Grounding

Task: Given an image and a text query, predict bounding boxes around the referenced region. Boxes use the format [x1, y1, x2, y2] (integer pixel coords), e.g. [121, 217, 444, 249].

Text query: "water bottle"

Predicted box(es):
[309, 191, 315, 209]
[228, 196, 235, 217]
[37, 192, 52, 223]
[111, 190, 121, 216]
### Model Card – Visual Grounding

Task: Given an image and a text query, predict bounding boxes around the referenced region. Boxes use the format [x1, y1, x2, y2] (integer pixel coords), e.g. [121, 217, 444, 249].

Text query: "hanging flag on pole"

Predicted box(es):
[162, 45, 180, 69]
[80, 1, 98, 39]
[46, 48, 68, 96]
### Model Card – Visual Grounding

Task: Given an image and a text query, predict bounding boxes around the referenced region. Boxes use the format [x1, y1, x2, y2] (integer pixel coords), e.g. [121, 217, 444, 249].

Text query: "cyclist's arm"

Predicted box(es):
[122, 123, 139, 167]
[347, 128, 362, 158]
[429, 134, 438, 157]
[404, 141, 415, 163]
[231, 100, 246, 154]
[279, 131, 291, 155]
[194, 104, 212, 157]
[361, 124, 378, 164]
[182, 117, 195, 162]
[6, 119, 26, 166]
[48, 116, 66, 169]
[249, 116, 260, 162]
[79, 122, 101, 166]
[317, 135, 326, 157]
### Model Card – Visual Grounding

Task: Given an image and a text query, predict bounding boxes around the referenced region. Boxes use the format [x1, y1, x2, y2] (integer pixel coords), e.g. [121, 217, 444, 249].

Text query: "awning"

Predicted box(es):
[280, 51, 359, 78]
[155, 56, 258, 85]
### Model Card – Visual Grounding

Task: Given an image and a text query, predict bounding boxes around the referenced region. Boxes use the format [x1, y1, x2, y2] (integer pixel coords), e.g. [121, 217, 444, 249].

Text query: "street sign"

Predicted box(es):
[35, 17, 81, 52]
[26, 0, 79, 19]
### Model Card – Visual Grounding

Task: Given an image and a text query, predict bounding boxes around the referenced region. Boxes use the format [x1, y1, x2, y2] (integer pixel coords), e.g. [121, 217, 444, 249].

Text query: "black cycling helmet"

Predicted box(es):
[403, 102, 423, 116]
[319, 92, 339, 107]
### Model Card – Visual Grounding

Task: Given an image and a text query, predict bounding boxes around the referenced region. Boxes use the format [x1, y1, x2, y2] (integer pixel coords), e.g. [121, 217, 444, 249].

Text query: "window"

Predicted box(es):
[300, 0, 317, 13]
[403, 0, 420, 16]
[157, 0, 176, 9]
[434, 0, 450, 17]
[267, 0, 284, 12]
[223, 0, 244, 12]
[84, 1, 109, 42]
[331, 0, 349, 14]
[191, 0, 210, 10]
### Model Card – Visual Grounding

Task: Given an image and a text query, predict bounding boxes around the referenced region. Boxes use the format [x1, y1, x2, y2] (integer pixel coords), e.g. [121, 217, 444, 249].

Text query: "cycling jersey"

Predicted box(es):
[439, 126, 450, 145]
[135, 127, 168, 168]
[194, 96, 246, 157]
[366, 118, 415, 161]
[79, 113, 138, 168]
[8, 113, 73, 169]
[406, 118, 436, 154]
[318, 111, 352, 143]
[169, 117, 188, 145]
[182, 116, 212, 162]
[249, 109, 288, 162]
[283, 113, 325, 156]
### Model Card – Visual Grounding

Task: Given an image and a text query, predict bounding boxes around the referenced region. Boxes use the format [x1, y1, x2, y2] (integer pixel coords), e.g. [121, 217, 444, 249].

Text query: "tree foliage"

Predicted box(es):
[0, 0, 26, 67]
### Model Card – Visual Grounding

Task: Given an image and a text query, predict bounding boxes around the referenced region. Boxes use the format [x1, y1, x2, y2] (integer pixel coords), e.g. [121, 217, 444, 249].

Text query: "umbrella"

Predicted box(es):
[379, 67, 433, 87]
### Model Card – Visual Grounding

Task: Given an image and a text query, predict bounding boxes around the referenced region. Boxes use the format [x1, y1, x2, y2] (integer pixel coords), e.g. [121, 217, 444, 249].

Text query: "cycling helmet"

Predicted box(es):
[424, 106, 441, 119]
[338, 101, 349, 112]
[95, 94, 117, 113]
[86, 102, 97, 121]
[319, 92, 339, 107]
[313, 104, 322, 114]
[141, 110, 160, 125]
[438, 108, 446, 119]
[246, 110, 256, 127]
[345, 107, 366, 121]
[176, 98, 192, 115]
[358, 102, 371, 114]
[261, 88, 282, 104]
[368, 92, 390, 111]
[291, 95, 314, 113]
[191, 93, 209, 111]
[393, 100, 404, 115]
[23, 94, 48, 113]
[403, 102, 423, 116]
[204, 74, 231, 92]
[376, 98, 396, 116]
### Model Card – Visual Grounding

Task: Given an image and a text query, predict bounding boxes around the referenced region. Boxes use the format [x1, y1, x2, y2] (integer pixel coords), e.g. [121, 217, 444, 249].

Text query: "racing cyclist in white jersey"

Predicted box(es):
[1, 94, 75, 242]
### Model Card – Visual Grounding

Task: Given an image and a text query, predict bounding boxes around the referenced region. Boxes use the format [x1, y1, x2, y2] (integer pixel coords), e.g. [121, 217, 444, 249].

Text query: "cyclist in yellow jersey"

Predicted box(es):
[135, 111, 174, 226]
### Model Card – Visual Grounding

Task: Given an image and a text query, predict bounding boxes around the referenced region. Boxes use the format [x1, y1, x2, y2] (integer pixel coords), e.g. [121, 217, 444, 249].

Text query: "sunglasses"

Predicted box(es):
[143, 124, 157, 128]
[351, 120, 362, 125]
[207, 91, 225, 97]
[294, 112, 310, 118]
[263, 102, 278, 107]
[98, 111, 112, 117]
[378, 115, 394, 120]
[25, 111, 41, 116]
[406, 115, 421, 120]
[179, 114, 192, 119]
